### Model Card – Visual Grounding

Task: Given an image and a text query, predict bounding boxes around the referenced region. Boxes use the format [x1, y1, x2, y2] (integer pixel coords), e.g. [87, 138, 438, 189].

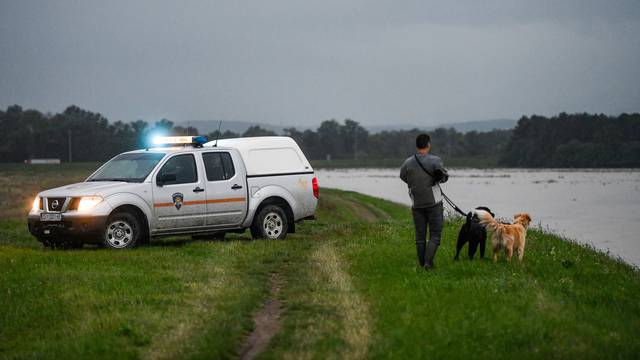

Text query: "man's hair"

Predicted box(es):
[416, 133, 431, 149]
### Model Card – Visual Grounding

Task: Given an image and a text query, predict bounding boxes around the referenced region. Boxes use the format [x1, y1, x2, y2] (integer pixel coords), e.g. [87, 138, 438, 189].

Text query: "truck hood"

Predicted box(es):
[38, 181, 144, 197]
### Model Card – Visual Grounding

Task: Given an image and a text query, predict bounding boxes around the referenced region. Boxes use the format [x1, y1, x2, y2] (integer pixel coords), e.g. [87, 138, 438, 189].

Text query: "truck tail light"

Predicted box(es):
[312, 177, 319, 199]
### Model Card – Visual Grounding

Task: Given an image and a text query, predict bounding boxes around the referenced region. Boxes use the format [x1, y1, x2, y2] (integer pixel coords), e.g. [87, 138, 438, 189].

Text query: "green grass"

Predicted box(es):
[0, 229, 287, 359]
[1, 189, 639, 359]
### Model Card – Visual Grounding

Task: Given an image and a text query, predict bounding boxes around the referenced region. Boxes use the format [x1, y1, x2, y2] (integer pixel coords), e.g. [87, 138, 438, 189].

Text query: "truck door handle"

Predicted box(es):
[231, 184, 243, 190]
[193, 187, 205, 193]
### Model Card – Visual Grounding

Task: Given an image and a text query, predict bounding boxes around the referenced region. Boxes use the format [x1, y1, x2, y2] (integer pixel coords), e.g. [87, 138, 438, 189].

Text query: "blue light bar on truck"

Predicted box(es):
[152, 136, 208, 146]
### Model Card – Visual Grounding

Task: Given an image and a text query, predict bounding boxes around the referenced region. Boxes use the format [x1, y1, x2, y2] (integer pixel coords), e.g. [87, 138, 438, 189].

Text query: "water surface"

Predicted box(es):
[317, 168, 640, 266]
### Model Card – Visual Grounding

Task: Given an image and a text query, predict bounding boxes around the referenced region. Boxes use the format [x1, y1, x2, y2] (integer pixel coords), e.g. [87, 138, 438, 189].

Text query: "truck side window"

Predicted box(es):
[203, 152, 236, 181]
[157, 154, 197, 185]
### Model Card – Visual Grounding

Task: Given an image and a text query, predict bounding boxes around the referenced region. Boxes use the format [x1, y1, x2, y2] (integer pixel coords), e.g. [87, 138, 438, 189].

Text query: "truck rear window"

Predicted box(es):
[202, 152, 235, 181]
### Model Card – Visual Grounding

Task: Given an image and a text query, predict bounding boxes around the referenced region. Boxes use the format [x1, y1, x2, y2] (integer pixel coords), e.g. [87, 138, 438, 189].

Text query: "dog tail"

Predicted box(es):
[475, 209, 500, 232]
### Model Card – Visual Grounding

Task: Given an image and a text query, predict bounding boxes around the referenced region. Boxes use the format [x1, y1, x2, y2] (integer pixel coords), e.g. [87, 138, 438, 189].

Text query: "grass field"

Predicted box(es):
[1, 164, 640, 359]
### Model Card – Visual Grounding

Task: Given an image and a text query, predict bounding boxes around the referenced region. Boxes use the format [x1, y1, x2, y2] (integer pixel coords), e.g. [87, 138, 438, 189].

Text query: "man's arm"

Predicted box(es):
[433, 157, 449, 184]
[399, 160, 409, 184]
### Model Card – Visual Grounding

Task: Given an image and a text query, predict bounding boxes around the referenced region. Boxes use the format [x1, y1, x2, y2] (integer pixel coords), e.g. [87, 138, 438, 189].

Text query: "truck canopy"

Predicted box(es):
[204, 136, 313, 176]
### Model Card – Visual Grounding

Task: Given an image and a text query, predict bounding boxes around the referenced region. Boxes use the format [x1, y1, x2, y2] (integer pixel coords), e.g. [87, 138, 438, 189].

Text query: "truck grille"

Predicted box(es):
[47, 197, 67, 212]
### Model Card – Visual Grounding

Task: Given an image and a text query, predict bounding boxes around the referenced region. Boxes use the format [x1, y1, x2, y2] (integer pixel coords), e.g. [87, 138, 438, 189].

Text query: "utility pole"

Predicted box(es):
[68, 129, 72, 163]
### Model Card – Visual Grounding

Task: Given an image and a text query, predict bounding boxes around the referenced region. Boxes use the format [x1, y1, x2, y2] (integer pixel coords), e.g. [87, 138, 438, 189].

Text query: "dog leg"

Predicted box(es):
[479, 235, 486, 259]
[492, 235, 500, 262]
[454, 237, 465, 261]
[517, 245, 525, 262]
[454, 230, 468, 261]
[468, 240, 478, 260]
[505, 246, 513, 261]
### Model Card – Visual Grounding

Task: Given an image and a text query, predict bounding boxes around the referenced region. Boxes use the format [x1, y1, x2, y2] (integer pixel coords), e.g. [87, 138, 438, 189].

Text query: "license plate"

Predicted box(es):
[40, 213, 62, 222]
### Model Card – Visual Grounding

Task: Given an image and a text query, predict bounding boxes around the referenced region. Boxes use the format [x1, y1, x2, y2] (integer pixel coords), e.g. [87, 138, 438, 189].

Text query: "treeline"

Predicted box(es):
[0, 105, 510, 164]
[282, 119, 510, 161]
[0, 105, 277, 162]
[1, 105, 639, 167]
[500, 112, 640, 167]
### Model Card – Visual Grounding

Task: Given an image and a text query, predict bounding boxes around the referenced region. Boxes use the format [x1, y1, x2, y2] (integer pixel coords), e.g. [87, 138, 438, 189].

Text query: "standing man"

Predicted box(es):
[400, 134, 449, 270]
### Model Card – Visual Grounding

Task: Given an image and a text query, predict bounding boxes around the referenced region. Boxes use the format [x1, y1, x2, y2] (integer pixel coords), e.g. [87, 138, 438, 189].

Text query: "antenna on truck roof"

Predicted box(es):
[214, 120, 222, 147]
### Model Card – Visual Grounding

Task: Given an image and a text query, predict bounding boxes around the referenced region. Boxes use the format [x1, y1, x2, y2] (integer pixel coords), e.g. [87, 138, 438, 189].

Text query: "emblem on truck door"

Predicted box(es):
[172, 193, 184, 210]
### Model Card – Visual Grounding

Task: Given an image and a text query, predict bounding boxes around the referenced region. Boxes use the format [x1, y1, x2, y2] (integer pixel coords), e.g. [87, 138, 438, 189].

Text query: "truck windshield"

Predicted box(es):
[87, 153, 166, 183]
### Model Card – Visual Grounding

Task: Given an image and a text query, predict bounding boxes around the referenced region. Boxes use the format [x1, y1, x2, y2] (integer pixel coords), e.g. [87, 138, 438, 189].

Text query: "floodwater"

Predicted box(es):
[316, 168, 640, 267]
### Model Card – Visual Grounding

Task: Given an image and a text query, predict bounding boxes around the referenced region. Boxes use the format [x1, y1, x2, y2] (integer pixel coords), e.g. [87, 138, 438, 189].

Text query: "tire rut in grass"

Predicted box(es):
[314, 243, 371, 359]
[238, 273, 283, 360]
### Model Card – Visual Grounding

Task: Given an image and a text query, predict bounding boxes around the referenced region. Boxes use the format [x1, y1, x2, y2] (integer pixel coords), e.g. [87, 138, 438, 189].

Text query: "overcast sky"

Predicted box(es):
[1, 0, 639, 127]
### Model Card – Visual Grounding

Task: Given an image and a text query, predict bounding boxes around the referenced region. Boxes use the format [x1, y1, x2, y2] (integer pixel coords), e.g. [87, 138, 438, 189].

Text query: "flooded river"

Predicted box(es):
[317, 168, 640, 267]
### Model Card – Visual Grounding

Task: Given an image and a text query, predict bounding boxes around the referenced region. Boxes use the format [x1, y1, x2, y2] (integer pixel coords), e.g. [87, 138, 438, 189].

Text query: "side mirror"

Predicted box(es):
[156, 173, 177, 186]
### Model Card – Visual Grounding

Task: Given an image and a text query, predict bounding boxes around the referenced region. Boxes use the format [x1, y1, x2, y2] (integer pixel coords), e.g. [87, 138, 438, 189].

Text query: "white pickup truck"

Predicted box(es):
[27, 136, 319, 249]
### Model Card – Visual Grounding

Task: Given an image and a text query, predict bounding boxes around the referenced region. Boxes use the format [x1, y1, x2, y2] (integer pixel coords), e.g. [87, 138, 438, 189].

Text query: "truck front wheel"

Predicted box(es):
[251, 205, 288, 240]
[102, 212, 141, 249]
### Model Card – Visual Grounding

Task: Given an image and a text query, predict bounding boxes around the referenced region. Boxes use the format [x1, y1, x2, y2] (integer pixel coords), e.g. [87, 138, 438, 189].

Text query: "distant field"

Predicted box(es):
[0, 162, 102, 218]
[1, 166, 639, 358]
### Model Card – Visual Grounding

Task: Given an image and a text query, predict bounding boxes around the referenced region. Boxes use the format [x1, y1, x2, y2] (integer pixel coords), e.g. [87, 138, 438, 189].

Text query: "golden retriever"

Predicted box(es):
[475, 210, 532, 262]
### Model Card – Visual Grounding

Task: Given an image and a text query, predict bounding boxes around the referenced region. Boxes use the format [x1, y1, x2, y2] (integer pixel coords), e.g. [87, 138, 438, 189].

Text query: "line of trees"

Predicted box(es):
[0, 105, 511, 164]
[282, 120, 511, 161]
[1, 105, 638, 167]
[499, 112, 640, 167]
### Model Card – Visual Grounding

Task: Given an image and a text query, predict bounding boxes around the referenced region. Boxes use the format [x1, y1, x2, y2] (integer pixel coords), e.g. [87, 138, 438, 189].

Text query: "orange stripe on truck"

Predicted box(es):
[205, 197, 246, 204]
[153, 197, 246, 208]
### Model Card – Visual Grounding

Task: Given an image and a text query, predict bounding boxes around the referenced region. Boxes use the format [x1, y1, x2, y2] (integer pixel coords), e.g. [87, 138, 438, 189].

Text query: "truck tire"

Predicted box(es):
[102, 211, 141, 249]
[251, 205, 288, 240]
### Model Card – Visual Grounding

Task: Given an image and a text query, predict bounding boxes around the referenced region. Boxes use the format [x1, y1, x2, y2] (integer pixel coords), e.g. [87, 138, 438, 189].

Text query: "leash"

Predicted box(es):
[440, 186, 467, 217]
[413, 154, 468, 217]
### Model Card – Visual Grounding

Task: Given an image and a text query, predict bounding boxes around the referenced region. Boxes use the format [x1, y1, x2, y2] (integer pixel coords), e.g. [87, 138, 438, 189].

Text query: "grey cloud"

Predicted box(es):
[1, 0, 639, 127]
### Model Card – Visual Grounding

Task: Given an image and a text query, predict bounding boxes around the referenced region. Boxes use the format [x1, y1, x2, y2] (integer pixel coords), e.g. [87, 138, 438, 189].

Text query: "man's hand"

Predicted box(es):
[434, 169, 449, 184]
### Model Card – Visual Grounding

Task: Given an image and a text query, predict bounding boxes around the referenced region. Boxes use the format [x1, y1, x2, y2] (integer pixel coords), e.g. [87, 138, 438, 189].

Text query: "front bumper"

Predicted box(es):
[28, 214, 108, 243]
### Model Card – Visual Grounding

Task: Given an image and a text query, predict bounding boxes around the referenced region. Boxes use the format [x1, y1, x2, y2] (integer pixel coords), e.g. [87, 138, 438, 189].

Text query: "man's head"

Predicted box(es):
[416, 133, 431, 153]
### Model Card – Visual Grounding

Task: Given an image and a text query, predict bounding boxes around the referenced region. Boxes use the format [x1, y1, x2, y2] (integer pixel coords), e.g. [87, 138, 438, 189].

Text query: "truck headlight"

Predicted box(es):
[78, 196, 103, 212]
[32, 196, 41, 211]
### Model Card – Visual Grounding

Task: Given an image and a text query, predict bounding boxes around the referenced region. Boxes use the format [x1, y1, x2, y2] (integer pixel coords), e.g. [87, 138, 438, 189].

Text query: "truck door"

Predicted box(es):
[152, 153, 206, 230]
[200, 151, 247, 226]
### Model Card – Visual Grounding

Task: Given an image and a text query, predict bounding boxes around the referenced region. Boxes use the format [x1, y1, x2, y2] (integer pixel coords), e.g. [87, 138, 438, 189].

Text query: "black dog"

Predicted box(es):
[454, 206, 494, 260]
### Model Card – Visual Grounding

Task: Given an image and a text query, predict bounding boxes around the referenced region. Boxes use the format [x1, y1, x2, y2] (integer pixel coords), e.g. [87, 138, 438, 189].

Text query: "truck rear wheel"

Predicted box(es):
[251, 205, 288, 240]
[102, 212, 141, 249]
